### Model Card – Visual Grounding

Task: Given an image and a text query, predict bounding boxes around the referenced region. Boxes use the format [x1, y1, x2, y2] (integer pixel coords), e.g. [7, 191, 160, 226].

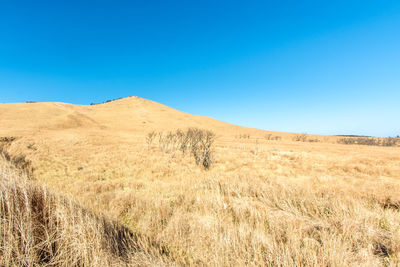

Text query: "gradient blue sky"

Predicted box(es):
[1, 1, 399, 136]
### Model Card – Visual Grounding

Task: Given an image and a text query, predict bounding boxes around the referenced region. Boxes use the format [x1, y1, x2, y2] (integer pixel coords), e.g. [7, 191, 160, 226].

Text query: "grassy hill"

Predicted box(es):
[1, 97, 400, 266]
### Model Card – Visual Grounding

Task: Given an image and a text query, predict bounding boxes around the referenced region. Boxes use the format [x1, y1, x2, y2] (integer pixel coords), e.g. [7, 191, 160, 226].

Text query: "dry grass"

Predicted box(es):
[8, 136, 397, 266]
[0, 159, 167, 266]
[1, 97, 400, 266]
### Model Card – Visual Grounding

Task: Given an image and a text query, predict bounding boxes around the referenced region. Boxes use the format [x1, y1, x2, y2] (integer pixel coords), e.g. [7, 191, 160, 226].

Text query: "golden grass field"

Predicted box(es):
[1, 96, 400, 266]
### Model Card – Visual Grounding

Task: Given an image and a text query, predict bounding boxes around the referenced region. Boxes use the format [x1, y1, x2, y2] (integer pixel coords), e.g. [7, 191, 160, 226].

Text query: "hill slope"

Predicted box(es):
[0, 96, 265, 135]
[1, 97, 400, 266]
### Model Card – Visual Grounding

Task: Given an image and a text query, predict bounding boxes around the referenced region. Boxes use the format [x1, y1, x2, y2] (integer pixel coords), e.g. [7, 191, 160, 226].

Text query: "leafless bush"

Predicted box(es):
[337, 138, 354, 145]
[0, 137, 17, 143]
[168, 131, 181, 152]
[237, 134, 250, 139]
[187, 128, 202, 159]
[266, 135, 281, 141]
[27, 143, 37, 151]
[176, 129, 189, 155]
[146, 128, 216, 170]
[293, 134, 307, 142]
[146, 131, 156, 150]
[190, 129, 215, 170]
[157, 132, 166, 151]
[361, 138, 379, 146]
[381, 137, 398, 147]
[164, 131, 173, 152]
[338, 137, 399, 147]
[251, 140, 259, 156]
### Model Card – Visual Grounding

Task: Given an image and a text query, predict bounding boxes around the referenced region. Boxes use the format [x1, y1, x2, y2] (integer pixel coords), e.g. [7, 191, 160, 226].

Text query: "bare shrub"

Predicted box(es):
[195, 129, 216, 170]
[146, 131, 156, 150]
[338, 137, 398, 147]
[147, 128, 216, 170]
[381, 137, 398, 147]
[293, 134, 307, 142]
[157, 132, 166, 151]
[237, 134, 250, 139]
[359, 138, 379, 146]
[165, 131, 175, 152]
[187, 128, 202, 161]
[27, 143, 38, 151]
[337, 137, 355, 145]
[266, 134, 282, 141]
[251, 140, 259, 156]
[0, 137, 17, 143]
[176, 129, 189, 155]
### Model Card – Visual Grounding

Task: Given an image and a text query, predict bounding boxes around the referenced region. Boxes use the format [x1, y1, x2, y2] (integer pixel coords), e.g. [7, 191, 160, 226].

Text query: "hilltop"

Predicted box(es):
[0, 96, 269, 135]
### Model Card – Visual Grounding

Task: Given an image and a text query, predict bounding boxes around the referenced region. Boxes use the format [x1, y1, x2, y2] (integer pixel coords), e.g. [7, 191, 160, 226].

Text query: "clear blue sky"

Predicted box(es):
[1, 1, 399, 136]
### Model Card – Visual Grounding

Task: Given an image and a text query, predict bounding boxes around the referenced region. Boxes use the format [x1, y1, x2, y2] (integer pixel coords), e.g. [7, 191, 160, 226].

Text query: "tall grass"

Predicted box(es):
[0, 160, 164, 266]
[148, 128, 215, 170]
[2, 131, 400, 266]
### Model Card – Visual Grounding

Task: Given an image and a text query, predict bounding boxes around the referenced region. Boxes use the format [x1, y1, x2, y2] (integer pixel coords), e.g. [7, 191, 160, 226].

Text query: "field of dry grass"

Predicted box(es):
[1, 97, 400, 266]
[0, 158, 170, 266]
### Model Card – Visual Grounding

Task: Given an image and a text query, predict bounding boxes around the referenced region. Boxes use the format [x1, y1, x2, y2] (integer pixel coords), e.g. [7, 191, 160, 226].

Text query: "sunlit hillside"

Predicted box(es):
[1, 97, 400, 266]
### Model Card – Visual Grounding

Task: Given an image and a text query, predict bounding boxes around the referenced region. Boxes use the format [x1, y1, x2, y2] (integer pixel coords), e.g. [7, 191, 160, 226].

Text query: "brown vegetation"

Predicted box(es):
[0, 136, 34, 178]
[1, 97, 400, 266]
[338, 136, 399, 147]
[0, 159, 167, 266]
[147, 128, 216, 170]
